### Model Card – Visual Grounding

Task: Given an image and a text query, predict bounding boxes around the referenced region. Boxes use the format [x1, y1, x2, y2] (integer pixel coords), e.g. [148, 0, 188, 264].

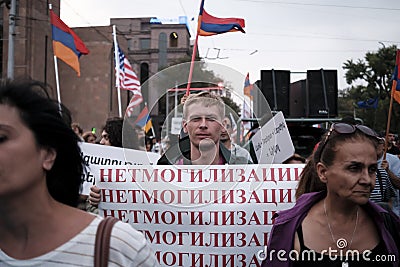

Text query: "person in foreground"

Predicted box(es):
[0, 80, 158, 266]
[262, 123, 399, 267]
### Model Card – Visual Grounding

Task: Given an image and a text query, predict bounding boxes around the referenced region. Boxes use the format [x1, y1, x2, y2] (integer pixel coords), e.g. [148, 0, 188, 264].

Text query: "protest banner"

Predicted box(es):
[79, 142, 160, 195]
[251, 111, 295, 164]
[92, 164, 304, 267]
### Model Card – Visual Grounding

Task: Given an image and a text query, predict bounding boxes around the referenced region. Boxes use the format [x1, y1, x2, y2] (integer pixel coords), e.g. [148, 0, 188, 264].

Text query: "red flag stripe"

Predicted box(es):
[125, 94, 143, 117]
[117, 48, 142, 94]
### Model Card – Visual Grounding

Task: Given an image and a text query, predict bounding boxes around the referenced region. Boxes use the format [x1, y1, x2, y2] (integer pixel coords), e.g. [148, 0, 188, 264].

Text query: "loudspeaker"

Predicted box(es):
[260, 70, 290, 117]
[306, 69, 338, 117]
[289, 79, 306, 118]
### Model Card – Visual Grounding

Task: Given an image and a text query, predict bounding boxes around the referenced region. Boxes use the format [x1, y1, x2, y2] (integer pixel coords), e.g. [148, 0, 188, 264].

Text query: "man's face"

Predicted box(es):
[183, 103, 223, 149]
[377, 140, 385, 158]
[220, 117, 232, 142]
[388, 133, 395, 142]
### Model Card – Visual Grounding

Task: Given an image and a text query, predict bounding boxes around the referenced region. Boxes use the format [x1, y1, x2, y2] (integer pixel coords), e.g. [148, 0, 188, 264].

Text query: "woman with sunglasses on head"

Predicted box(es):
[262, 123, 399, 267]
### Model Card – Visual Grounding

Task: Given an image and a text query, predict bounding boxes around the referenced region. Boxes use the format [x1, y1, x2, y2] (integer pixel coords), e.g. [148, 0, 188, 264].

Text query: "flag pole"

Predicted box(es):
[186, 0, 204, 96]
[185, 27, 199, 96]
[112, 25, 122, 117]
[383, 80, 396, 160]
[384, 50, 400, 160]
[49, 4, 62, 112]
[53, 55, 62, 108]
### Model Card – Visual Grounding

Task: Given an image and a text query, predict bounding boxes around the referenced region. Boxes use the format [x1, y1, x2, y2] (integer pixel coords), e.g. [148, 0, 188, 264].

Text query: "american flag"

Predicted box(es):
[116, 46, 143, 116]
[117, 46, 142, 93]
[125, 94, 143, 117]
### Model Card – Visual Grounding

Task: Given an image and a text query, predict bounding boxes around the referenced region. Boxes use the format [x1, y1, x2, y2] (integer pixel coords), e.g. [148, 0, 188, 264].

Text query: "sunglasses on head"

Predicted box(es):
[316, 123, 377, 163]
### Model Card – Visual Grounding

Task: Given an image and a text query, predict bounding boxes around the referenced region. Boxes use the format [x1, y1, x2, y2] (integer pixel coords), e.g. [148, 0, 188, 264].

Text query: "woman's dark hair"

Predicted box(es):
[0, 80, 84, 207]
[82, 131, 97, 142]
[283, 153, 306, 164]
[103, 117, 123, 147]
[295, 156, 326, 199]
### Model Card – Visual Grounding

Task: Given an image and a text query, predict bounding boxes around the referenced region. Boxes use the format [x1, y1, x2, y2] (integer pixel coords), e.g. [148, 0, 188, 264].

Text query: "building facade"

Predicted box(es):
[111, 17, 192, 137]
[2, 0, 56, 88]
[2, 1, 193, 138]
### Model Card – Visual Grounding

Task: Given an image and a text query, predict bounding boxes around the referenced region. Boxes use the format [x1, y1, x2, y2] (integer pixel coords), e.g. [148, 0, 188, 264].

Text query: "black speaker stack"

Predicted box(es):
[258, 69, 338, 118]
[260, 70, 290, 117]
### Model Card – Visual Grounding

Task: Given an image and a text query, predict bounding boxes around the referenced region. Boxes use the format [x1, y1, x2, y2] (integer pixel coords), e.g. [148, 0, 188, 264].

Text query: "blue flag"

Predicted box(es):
[356, 97, 378, 109]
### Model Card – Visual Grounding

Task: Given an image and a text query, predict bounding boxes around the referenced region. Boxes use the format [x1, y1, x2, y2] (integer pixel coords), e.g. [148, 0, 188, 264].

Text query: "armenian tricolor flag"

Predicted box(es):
[50, 10, 89, 76]
[198, 0, 245, 36]
[391, 49, 400, 104]
[135, 106, 153, 133]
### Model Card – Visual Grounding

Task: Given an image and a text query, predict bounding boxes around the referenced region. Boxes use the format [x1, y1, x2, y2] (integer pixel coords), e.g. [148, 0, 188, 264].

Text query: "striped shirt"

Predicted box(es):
[0, 216, 159, 267]
[370, 168, 396, 203]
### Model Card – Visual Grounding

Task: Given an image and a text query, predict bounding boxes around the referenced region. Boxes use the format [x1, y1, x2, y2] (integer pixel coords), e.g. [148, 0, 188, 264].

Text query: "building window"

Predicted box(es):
[140, 63, 149, 85]
[140, 63, 149, 101]
[158, 33, 167, 69]
[140, 38, 150, 50]
[128, 39, 135, 51]
[170, 32, 178, 47]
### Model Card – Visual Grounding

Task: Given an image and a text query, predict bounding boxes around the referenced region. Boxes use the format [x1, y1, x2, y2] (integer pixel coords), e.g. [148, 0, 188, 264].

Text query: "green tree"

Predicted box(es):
[342, 44, 400, 132]
[343, 45, 397, 98]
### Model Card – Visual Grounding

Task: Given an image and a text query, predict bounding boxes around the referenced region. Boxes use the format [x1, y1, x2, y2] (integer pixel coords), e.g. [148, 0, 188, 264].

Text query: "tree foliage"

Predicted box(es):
[343, 44, 397, 99]
[341, 44, 400, 132]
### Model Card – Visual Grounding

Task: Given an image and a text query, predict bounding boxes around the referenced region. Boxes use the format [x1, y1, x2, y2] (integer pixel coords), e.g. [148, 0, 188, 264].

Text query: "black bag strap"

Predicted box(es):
[94, 217, 119, 267]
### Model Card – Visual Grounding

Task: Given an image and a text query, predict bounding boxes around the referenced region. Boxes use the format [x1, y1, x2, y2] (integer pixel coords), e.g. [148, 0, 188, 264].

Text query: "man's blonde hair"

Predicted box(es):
[183, 92, 225, 120]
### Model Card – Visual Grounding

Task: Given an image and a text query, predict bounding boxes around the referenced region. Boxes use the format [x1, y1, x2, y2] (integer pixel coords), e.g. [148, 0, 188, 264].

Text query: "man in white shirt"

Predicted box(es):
[220, 116, 253, 163]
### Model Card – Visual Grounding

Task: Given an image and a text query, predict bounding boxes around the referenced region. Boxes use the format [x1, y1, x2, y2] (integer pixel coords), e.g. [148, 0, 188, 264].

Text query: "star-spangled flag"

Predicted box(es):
[116, 46, 143, 117]
[125, 94, 143, 117]
[117, 46, 142, 95]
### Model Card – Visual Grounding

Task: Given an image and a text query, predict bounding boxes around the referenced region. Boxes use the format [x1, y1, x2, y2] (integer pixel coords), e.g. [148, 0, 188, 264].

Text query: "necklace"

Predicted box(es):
[323, 199, 359, 250]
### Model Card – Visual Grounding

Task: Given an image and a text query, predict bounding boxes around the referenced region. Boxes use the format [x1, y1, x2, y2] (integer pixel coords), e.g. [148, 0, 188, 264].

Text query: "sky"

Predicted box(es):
[61, 0, 400, 90]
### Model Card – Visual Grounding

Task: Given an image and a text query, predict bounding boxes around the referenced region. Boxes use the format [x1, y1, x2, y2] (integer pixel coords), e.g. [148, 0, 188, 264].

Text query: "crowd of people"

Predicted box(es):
[1, 80, 399, 266]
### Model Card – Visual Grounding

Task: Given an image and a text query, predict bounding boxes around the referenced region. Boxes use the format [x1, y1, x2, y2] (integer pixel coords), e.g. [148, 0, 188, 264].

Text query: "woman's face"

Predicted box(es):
[318, 138, 377, 204]
[0, 104, 55, 198]
[100, 130, 111, 146]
